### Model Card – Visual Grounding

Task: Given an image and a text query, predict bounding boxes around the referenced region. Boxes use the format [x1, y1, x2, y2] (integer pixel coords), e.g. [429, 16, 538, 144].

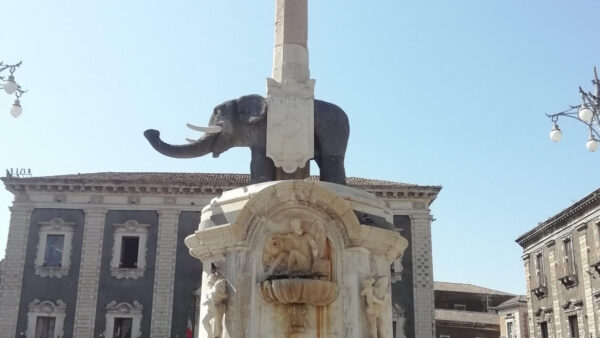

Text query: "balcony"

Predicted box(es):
[557, 262, 578, 288]
[590, 253, 600, 276]
[532, 275, 548, 299]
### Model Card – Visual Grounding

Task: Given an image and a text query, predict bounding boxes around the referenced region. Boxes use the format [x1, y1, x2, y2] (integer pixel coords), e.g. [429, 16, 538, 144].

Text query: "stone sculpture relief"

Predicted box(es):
[203, 264, 228, 338]
[262, 218, 330, 279]
[361, 276, 390, 338]
[260, 217, 339, 333]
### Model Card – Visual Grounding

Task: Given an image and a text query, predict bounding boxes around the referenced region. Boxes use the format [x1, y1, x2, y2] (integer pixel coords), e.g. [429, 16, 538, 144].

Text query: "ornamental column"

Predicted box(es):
[266, 0, 315, 179]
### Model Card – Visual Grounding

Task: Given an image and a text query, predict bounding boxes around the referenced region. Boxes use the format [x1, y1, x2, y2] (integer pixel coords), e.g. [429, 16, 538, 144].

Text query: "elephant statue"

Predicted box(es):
[144, 94, 349, 185]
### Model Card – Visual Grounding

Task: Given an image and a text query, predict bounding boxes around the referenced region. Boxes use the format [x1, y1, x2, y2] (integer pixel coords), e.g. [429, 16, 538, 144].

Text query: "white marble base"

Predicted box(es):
[186, 181, 407, 338]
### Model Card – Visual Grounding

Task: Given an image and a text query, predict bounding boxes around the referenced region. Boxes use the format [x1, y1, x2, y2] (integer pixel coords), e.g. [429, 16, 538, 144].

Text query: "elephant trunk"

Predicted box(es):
[144, 129, 215, 158]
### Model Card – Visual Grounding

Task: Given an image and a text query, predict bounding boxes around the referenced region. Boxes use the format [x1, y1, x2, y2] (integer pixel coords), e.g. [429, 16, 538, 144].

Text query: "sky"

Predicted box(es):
[1, 0, 599, 295]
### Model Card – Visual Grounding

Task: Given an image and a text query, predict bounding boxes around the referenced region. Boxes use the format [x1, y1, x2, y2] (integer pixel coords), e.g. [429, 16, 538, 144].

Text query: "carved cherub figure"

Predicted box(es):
[263, 218, 329, 276]
[361, 276, 390, 338]
[202, 264, 228, 338]
[285, 219, 313, 273]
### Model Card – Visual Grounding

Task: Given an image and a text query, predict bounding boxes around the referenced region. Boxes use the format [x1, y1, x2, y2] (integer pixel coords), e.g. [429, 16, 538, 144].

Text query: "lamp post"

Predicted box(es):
[0, 61, 26, 118]
[546, 67, 600, 152]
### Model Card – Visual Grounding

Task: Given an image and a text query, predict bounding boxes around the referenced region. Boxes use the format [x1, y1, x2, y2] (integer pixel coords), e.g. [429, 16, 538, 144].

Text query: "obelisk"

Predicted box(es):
[266, 0, 315, 179]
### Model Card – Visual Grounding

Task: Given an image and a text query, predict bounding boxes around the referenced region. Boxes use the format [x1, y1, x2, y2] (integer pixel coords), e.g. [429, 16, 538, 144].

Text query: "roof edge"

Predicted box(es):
[516, 188, 600, 248]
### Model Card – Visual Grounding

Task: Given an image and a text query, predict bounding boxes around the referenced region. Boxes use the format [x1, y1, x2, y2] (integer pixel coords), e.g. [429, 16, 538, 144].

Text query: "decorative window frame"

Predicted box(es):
[534, 307, 553, 324]
[35, 218, 76, 278]
[391, 252, 404, 283]
[532, 250, 548, 299]
[26, 299, 66, 338]
[593, 290, 600, 311]
[505, 318, 514, 338]
[110, 220, 150, 279]
[104, 301, 143, 338]
[392, 303, 406, 338]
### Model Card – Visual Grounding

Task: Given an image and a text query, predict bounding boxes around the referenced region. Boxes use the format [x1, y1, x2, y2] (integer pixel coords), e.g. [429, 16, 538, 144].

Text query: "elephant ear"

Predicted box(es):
[238, 95, 267, 124]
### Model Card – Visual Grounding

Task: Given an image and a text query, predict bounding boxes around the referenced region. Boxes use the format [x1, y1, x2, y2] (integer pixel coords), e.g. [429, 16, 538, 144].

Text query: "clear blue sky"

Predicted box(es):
[1, 0, 599, 295]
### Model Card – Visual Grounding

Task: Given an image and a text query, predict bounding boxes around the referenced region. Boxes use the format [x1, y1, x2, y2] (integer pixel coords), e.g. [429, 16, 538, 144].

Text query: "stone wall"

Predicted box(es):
[15, 209, 85, 337]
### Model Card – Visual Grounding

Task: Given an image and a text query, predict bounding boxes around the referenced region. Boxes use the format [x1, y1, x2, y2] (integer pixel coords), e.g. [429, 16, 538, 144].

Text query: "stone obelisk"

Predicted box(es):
[266, 0, 315, 179]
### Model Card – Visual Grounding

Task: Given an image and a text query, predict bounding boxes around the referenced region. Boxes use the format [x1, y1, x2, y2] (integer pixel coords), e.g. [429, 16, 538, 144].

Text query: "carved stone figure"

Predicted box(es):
[263, 219, 329, 278]
[144, 94, 349, 184]
[202, 265, 228, 338]
[361, 276, 390, 338]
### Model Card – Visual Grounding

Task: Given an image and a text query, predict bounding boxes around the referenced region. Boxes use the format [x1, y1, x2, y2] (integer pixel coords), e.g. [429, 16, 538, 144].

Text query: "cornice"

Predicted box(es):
[516, 189, 600, 248]
[2, 175, 442, 203]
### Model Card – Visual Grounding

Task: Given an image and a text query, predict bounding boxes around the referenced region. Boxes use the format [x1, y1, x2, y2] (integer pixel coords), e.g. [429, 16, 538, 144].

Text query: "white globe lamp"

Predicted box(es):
[578, 105, 594, 124]
[586, 136, 599, 152]
[3, 76, 17, 95]
[10, 99, 22, 118]
[549, 124, 562, 142]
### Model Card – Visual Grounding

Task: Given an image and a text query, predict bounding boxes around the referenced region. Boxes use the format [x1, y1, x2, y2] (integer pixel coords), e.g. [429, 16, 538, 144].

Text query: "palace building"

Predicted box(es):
[517, 188, 600, 338]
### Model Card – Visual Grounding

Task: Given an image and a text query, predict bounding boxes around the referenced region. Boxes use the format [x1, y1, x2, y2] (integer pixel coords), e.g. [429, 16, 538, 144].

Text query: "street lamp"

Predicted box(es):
[0, 61, 26, 118]
[546, 67, 600, 152]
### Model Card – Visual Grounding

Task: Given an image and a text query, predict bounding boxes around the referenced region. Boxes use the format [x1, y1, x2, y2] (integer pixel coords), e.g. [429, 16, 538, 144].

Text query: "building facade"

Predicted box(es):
[517, 188, 600, 338]
[0, 172, 440, 338]
[434, 281, 516, 338]
[498, 295, 529, 338]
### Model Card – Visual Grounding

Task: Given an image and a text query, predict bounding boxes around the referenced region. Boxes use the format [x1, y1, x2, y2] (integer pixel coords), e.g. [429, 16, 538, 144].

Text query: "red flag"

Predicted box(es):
[186, 316, 193, 338]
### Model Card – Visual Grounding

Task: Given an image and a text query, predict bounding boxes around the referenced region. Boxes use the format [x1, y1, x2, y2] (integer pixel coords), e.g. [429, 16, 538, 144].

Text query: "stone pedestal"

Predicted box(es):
[185, 181, 407, 338]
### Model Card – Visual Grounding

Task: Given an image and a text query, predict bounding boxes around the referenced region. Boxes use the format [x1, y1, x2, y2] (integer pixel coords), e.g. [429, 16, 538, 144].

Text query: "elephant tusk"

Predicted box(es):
[185, 138, 199, 143]
[186, 123, 223, 134]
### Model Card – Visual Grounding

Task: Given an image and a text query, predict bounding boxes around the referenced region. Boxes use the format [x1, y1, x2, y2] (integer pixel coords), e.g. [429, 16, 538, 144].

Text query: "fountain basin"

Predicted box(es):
[260, 279, 338, 306]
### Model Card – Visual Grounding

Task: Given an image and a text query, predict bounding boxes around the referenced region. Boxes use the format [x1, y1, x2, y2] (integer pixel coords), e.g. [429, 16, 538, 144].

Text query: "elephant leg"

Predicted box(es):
[317, 155, 346, 185]
[250, 148, 276, 183]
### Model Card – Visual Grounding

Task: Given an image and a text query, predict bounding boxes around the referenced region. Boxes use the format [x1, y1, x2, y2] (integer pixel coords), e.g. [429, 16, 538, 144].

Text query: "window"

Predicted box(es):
[35, 316, 55, 338]
[119, 237, 140, 268]
[568, 315, 579, 338]
[390, 256, 404, 283]
[558, 237, 579, 287]
[564, 238, 575, 272]
[540, 322, 549, 338]
[44, 235, 64, 267]
[110, 220, 150, 279]
[34, 218, 75, 278]
[506, 321, 514, 338]
[113, 317, 133, 338]
[26, 299, 66, 338]
[453, 304, 466, 311]
[535, 252, 546, 285]
[104, 301, 143, 338]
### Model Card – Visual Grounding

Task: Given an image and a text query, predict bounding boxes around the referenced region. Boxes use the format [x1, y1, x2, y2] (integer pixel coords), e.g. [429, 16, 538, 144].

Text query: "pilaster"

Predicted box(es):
[0, 206, 33, 336]
[410, 212, 435, 338]
[547, 248, 563, 337]
[73, 208, 107, 337]
[150, 210, 180, 337]
[523, 254, 536, 338]
[578, 228, 597, 337]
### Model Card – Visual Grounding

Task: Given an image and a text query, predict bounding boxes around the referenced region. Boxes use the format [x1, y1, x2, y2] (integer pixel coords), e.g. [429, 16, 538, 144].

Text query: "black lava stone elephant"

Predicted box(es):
[144, 94, 349, 185]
